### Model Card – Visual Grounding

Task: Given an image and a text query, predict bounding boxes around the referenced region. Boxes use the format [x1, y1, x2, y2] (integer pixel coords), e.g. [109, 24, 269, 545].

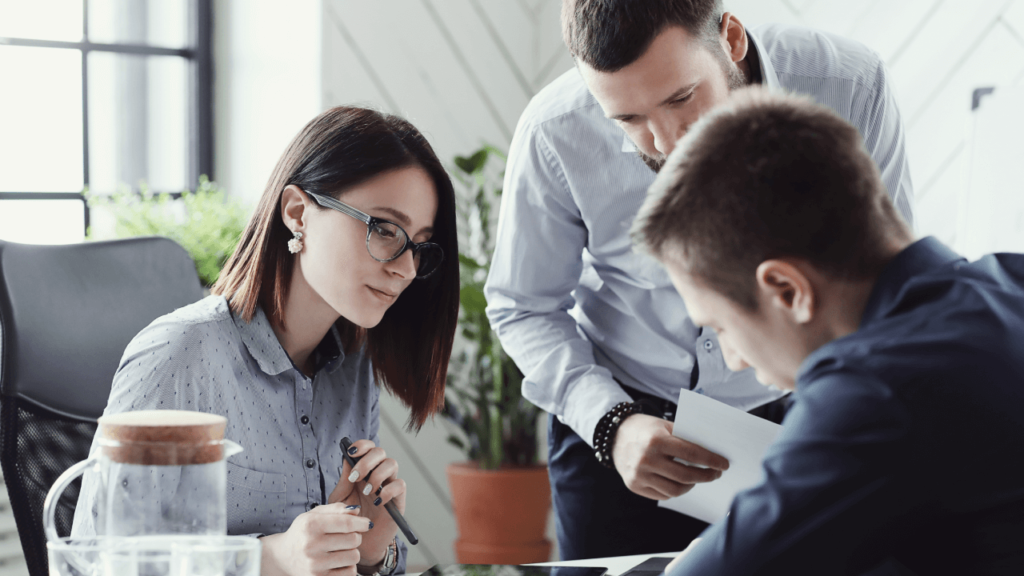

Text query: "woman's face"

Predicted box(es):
[295, 166, 438, 328]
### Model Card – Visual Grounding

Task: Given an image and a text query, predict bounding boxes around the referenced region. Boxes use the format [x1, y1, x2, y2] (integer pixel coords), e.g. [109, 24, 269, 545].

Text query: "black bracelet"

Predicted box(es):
[593, 401, 644, 469]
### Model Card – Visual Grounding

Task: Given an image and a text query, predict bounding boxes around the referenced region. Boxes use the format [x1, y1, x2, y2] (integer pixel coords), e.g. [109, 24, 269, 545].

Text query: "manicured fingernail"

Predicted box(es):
[346, 505, 360, 510]
[347, 446, 358, 455]
[368, 521, 374, 529]
[373, 497, 382, 506]
[348, 469, 359, 482]
[375, 486, 383, 496]
[362, 484, 373, 496]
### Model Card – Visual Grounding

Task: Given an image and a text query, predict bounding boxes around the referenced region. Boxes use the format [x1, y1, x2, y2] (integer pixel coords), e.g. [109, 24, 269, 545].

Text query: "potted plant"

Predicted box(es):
[443, 145, 550, 564]
[87, 176, 251, 287]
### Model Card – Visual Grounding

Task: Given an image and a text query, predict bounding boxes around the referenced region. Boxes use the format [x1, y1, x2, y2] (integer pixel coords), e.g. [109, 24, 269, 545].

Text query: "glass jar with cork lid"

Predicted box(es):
[43, 409, 243, 541]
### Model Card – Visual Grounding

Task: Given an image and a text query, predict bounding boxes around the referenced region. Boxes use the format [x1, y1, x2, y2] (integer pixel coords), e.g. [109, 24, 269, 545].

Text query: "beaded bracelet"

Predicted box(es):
[593, 401, 643, 469]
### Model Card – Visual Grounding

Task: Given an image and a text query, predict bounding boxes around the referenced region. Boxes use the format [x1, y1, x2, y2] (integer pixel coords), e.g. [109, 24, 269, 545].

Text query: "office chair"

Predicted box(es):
[0, 237, 203, 576]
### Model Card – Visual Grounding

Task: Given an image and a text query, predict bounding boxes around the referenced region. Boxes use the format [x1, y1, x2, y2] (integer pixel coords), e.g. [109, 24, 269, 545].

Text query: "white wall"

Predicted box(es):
[213, 0, 322, 206]
[321, 0, 572, 169]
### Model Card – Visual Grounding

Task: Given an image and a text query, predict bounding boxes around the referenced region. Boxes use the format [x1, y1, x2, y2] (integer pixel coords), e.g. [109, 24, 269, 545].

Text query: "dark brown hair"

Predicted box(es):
[633, 87, 912, 309]
[561, 0, 725, 72]
[212, 107, 459, 430]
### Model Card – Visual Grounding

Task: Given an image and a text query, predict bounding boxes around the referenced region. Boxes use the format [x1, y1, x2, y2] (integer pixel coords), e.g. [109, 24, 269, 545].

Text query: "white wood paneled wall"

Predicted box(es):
[322, 0, 572, 166]
[319, 0, 1024, 570]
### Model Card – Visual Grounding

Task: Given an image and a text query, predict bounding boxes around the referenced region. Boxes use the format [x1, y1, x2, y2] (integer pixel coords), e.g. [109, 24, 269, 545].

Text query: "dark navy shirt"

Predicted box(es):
[670, 238, 1024, 575]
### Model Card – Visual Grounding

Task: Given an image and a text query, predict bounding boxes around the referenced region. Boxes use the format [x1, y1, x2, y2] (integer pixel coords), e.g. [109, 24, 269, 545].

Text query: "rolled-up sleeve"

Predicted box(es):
[484, 121, 631, 445]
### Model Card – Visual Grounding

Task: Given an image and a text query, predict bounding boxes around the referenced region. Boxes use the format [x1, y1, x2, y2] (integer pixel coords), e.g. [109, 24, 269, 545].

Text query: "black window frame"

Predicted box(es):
[0, 0, 213, 236]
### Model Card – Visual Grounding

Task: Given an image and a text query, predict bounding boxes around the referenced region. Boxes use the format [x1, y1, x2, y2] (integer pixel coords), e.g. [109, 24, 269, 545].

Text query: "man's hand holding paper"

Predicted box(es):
[659, 390, 783, 523]
[612, 414, 730, 501]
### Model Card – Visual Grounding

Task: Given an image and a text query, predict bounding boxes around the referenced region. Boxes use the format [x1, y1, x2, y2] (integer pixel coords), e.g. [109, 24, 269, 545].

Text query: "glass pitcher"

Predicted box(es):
[43, 410, 242, 542]
[47, 535, 261, 576]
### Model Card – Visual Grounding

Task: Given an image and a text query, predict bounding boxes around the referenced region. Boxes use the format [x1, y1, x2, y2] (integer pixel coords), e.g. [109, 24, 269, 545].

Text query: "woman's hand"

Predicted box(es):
[328, 439, 407, 568]
[260, 503, 370, 576]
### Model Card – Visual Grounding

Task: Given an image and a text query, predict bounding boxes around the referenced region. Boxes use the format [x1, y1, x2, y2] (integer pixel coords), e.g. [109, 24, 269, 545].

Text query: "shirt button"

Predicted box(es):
[306, 459, 315, 469]
[307, 502, 318, 511]
[300, 415, 310, 425]
[703, 340, 714, 350]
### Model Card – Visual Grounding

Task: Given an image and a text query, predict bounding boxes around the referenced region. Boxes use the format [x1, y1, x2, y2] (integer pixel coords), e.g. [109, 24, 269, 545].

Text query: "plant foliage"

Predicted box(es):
[443, 145, 542, 470]
[87, 176, 251, 287]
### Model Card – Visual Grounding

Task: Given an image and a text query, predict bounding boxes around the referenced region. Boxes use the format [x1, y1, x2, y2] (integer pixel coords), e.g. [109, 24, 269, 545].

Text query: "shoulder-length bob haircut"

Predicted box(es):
[212, 106, 459, 430]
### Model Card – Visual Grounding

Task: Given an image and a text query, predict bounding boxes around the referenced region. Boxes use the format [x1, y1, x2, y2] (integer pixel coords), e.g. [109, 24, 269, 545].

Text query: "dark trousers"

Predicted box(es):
[548, 389, 791, 561]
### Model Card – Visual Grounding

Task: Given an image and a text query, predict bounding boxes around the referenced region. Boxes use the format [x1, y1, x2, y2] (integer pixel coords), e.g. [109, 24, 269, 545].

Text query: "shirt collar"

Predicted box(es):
[233, 305, 346, 377]
[745, 27, 778, 88]
[312, 326, 346, 374]
[860, 236, 965, 328]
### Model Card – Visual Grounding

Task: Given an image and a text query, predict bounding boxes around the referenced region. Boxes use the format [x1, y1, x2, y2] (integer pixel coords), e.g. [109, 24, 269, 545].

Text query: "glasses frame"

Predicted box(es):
[303, 189, 444, 279]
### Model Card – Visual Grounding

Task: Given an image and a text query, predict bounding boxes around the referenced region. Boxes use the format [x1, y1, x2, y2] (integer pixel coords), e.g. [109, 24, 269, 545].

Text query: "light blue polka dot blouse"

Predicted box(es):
[70, 295, 406, 572]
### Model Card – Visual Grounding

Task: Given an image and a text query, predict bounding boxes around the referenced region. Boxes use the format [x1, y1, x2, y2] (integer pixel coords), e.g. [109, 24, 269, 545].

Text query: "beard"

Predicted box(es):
[635, 57, 749, 173]
[636, 148, 668, 173]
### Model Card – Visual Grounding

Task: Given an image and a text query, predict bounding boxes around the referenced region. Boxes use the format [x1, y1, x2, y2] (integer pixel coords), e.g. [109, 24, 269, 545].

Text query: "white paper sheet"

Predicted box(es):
[657, 389, 782, 523]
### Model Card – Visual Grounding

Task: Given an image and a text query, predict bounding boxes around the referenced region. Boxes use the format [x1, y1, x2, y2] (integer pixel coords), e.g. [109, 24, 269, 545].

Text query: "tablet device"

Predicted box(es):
[422, 565, 607, 576]
[619, 556, 673, 576]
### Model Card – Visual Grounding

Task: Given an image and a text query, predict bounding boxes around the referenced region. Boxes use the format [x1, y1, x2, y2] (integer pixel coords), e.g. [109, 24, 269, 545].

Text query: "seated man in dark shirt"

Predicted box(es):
[631, 86, 1024, 575]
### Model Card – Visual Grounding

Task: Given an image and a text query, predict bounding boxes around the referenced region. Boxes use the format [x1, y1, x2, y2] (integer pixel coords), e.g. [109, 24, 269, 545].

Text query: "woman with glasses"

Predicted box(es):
[72, 107, 459, 576]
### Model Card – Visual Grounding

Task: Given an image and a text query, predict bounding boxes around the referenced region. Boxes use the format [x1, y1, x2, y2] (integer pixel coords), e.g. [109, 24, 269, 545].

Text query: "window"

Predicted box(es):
[0, 0, 212, 244]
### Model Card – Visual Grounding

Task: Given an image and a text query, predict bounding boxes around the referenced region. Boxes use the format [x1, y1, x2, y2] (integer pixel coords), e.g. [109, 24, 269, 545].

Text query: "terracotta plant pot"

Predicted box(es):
[447, 462, 552, 564]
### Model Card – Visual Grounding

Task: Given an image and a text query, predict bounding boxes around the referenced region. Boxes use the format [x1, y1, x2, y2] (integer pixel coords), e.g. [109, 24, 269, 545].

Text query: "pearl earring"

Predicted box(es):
[287, 230, 304, 254]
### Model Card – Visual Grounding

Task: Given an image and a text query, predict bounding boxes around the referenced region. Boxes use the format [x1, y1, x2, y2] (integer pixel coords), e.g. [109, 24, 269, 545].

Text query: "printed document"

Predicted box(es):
[658, 389, 782, 523]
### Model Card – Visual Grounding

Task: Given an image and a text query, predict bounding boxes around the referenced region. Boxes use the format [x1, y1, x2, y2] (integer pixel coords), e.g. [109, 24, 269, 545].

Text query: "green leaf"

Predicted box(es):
[484, 144, 507, 163]
[454, 148, 489, 175]
[458, 253, 484, 271]
[459, 285, 488, 315]
[446, 434, 466, 450]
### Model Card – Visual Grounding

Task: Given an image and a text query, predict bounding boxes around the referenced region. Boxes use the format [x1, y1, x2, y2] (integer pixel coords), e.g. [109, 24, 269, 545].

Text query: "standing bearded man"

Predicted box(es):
[484, 0, 915, 560]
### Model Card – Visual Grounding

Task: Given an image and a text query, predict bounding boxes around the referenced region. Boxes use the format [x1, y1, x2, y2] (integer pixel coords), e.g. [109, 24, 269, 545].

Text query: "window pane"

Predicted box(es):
[0, 46, 84, 192]
[0, 0, 83, 42]
[88, 52, 188, 194]
[0, 199, 85, 244]
[88, 0, 188, 49]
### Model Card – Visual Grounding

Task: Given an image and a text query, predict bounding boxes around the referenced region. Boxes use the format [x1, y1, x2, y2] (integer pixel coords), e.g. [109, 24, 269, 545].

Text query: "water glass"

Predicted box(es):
[48, 535, 260, 576]
[48, 537, 107, 576]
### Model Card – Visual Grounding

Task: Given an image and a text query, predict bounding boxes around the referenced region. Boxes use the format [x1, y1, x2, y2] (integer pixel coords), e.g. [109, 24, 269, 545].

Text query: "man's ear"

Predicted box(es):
[719, 12, 748, 64]
[755, 259, 814, 324]
[281, 185, 308, 232]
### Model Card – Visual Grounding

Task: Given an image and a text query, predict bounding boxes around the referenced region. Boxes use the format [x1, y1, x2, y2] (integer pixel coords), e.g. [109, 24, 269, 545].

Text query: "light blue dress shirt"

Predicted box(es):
[484, 23, 915, 446]
[71, 295, 406, 573]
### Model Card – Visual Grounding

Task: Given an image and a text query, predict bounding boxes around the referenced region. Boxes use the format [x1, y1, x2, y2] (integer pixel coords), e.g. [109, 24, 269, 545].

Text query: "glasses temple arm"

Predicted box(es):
[307, 191, 372, 224]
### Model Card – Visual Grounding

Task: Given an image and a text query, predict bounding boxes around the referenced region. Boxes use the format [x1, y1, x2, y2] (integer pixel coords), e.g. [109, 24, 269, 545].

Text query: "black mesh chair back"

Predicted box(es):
[0, 237, 203, 576]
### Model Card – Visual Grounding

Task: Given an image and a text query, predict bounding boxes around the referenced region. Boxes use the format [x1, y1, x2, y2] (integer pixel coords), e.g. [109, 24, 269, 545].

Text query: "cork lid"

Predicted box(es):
[98, 410, 228, 465]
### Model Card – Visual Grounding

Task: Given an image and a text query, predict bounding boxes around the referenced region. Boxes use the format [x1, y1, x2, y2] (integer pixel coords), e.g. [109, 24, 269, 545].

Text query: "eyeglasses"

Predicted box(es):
[303, 189, 444, 279]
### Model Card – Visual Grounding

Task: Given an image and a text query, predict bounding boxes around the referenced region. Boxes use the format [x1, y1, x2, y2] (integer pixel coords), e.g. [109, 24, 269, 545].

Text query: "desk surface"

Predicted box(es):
[530, 552, 678, 576]
[410, 552, 680, 576]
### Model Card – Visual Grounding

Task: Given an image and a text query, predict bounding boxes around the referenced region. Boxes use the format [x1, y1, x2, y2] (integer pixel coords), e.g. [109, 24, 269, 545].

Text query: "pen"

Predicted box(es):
[339, 436, 419, 545]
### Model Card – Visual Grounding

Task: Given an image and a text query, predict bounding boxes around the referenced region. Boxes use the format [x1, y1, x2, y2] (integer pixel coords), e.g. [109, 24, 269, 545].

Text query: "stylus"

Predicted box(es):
[340, 436, 419, 545]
